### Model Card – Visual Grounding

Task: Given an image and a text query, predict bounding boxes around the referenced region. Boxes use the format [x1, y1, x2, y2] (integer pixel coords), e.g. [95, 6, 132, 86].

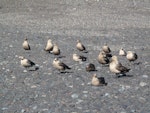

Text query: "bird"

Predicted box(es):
[126, 51, 138, 63]
[19, 56, 38, 71]
[91, 74, 107, 86]
[44, 39, 53, 52]
[22, 38, 30, 50]
[76, 40, 88, 53]
[102, 43, 111, 54]
[97, 51, 109, 65]
[51, 43, 60, 55]
[52, 58, 71, 73]
[119, 48, 126, 56]
[109, 55, 130, 77]
[72, 53, 87, 62]
[86, 63, 96, 72]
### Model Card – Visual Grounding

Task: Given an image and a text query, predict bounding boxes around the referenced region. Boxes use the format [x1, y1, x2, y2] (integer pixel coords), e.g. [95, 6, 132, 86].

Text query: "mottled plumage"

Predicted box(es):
[53, 58, 71, 72]
[109, 56, 130, 77]
[97, 51, 109, 65]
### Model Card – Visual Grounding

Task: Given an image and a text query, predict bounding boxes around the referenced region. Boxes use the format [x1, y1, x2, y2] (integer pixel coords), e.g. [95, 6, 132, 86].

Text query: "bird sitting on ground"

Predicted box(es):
[102, 43, 111, 54]
[72, 53, 87, 62]
[91, 74, 107, 86]
[51, 43, 60, 55]
[97, 51, 110, 66]
[22, 38, 30, 50]
[86, 63, 96, 72]
[119, 48, 126, 56]
[19, 56, 38, 71]
[76, 40, 88, 53]
[109, 55, 130, 77]
[44, 38, 53, 52]
[52, 58, 71, 73]
[126, 51, 138, 64]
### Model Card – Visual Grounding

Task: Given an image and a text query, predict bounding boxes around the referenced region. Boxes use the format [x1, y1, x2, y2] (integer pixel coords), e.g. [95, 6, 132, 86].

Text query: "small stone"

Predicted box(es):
[2, 107, 8, 110]
[120, 112, 126, 113]
[21, 109, 26, 113]
[83, 91, 88, 93]
[131, 109, 136, 113]
[81, 83, 85, 85]
[83, 94, 88, 98]
[71, 94, 79, 99]
[76, 99, 83, 104]
[78, 68, 82, 71]
[9, 45, 13, 47]
[32, 105, 37, 110]
[104, 93, 110, 97]
[31, 85, 37, 88]
[23, 70, 27, 73]
[142, 75, 148, 78]
[139, 82, 147, 87]
[42, 94, 46, 97]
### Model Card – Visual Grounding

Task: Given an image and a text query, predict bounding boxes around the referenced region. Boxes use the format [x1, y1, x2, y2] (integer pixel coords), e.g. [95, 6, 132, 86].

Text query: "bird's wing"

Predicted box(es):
[27, 60, 35, 66]
[116, 63, 130, 72]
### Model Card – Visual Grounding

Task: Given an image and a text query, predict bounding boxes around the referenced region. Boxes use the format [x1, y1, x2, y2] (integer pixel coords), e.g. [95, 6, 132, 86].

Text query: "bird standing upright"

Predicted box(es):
[51, 43, 60, 55]
[119, 48, 126, 56]
[22, 38, 30, 50]
[44, 39, 53, 52]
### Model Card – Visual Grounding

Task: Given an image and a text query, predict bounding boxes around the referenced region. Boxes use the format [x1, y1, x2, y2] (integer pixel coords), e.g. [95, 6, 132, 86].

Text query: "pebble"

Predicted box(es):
[71, 93, 79, 99]
[76, 99, 83, 104]
[23, 70, 27, 73]
[142, 75, 148, 78]
[32, 105, 37, 110]
[31, 85, 37, 88]
[9, 45, 13, 48]
[139, 82, 147, 87]
[21, 109, 26, 113]
[83, 91, 88, 93]
[104, 93, 110, 97]
[2, 107, 8, 110]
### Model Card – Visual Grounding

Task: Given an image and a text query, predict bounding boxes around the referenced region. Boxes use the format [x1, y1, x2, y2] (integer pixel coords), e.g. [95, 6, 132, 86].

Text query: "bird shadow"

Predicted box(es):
[86, 70, 98, 72]
[29, 67, 39, 71]
[115, 74, 133, 78]
[58, 71, 73, 74]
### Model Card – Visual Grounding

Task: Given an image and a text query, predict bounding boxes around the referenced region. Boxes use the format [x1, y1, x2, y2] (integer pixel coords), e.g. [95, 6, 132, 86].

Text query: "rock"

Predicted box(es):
[139, 82, 147, 87]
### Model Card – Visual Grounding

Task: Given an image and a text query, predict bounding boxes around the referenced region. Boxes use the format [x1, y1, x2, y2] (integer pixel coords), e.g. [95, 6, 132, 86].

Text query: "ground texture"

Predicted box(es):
[0, 0, 150, 113]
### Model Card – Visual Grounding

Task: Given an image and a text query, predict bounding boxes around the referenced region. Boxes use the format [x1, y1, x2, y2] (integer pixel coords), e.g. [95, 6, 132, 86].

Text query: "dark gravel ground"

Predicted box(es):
[0, 0, 150, 113]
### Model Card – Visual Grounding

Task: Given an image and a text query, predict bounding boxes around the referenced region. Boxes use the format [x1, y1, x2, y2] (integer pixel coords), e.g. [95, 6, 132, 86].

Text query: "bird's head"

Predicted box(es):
[92, 74, 97, 78]
[19, 56, 25, 60]
[77, 40, 80, 43]
[111, 55, 118, 62]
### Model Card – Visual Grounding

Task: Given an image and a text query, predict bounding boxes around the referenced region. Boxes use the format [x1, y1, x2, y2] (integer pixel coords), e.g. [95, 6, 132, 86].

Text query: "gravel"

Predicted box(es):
[0, 0, 150, 113]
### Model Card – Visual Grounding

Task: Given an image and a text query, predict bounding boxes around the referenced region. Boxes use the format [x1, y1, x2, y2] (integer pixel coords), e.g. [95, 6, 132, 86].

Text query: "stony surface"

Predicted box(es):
[0, 0, 150, 113]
